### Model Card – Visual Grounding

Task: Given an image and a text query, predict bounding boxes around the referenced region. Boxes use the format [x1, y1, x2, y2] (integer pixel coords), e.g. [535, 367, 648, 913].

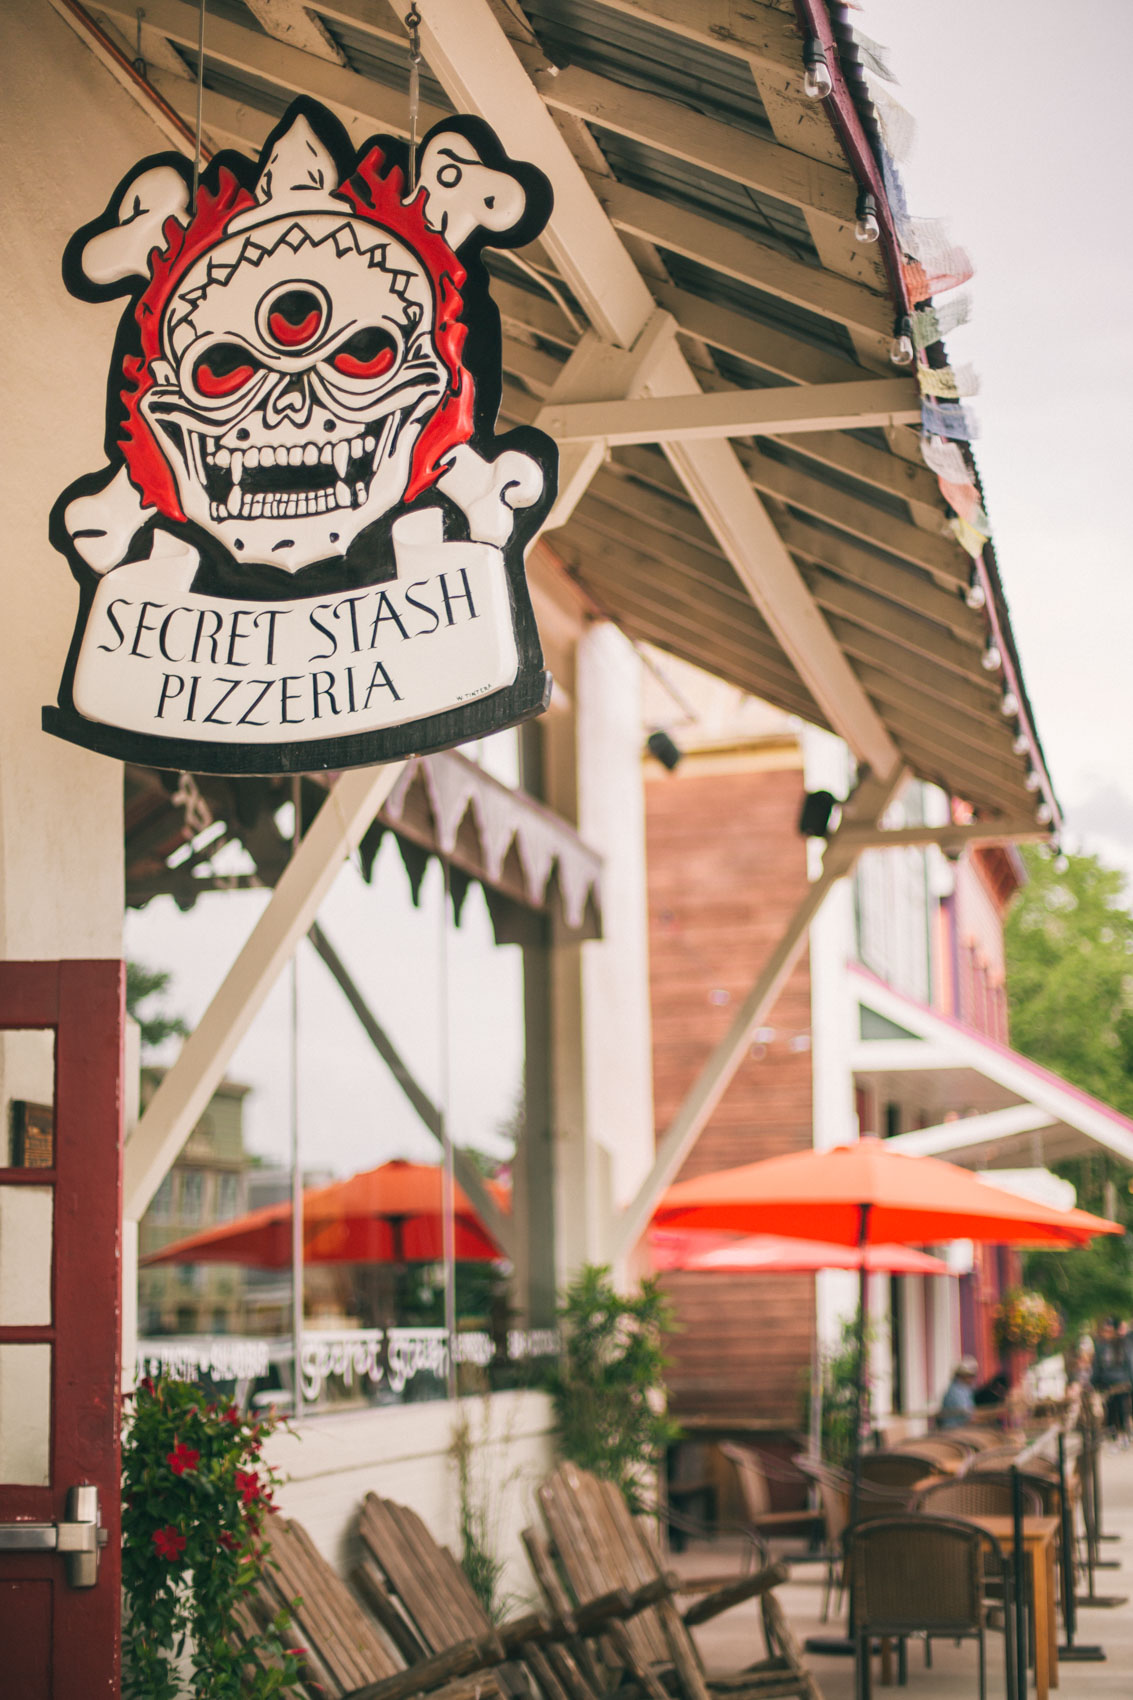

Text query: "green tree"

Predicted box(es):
[1005, 846, 1133, 1330]
[127, 961, 189, 1055]
[1006, 846, 1133, 1116]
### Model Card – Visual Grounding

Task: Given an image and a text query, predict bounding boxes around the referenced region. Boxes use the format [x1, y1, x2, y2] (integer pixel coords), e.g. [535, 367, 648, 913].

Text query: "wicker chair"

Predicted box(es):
[719, 1442, 825, 1559]
[945, 1427, 1015, 1452]
[792, 1456, 905, 1622]
[889, 1433, 973, 1466]
[857, 1450, 944, 1499]
[913, 1476, 1043, 1520]
[845, 1515, 1016, 1700]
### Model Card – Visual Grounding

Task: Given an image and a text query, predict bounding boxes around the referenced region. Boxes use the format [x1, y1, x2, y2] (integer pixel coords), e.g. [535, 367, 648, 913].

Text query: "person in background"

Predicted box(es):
[974, 1367, 1009, 1408]
[938, 1356, 979, 1428]
[1092, 1318, 1130, 1443]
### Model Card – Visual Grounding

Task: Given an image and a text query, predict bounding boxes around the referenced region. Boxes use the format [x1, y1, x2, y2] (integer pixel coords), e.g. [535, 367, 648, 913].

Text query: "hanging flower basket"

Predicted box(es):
[993, 1287, 1062, 1354]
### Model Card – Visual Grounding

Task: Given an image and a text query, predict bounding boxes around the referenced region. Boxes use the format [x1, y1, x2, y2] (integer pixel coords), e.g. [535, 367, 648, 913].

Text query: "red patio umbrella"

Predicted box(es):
[141, 1159, 507, 1268]
[650, 1231, 957, 1277]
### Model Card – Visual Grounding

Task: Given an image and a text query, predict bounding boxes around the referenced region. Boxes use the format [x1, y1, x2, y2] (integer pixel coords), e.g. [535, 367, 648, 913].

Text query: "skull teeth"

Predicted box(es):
[200, 432, 386, 523]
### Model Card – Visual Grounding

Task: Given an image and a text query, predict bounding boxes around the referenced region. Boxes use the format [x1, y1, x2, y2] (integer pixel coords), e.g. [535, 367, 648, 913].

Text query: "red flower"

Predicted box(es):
[223, 1406, 242, 1426]
[167, 1441, 200, 1476]
[235, 1469, 261, 1505]
[152, 1525, 186, 1561]
[217, 1530, 239, 1551]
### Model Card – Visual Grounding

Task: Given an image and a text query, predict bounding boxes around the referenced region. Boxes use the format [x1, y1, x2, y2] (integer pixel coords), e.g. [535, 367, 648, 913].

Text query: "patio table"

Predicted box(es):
[965, 1514, 1060, 1700]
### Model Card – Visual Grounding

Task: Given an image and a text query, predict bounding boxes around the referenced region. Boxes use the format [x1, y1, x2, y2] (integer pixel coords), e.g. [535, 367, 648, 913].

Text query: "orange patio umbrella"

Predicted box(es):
[654, 1141, 1123, 1248]
[141, 1159, 507, 1269]
[653, 1141, 1121, 1521]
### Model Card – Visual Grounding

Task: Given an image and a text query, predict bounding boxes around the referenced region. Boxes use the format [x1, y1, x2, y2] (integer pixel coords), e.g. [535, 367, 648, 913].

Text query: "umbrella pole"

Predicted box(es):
[439, 860, 457, 1401]
[290, 776, 305, 1419]
[804, 1204, 873, 1662]
[849, 1202, 872, 1530]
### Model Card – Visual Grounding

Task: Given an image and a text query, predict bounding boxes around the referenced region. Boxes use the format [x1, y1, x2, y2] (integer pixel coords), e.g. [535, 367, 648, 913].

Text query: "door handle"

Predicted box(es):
[0, 1484, 107, 1586]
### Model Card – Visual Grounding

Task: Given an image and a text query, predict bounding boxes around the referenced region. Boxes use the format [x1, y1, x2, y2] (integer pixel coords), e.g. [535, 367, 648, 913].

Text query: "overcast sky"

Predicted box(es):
[129, 1, 1133, 1171]
[864, 0, 1133, 877]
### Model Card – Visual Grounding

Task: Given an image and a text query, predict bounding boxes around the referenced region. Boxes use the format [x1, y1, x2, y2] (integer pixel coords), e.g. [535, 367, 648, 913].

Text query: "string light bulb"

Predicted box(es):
[965, 578, 986, 610]
[855, 191, 880, 243]
[980, 644, 1002, 672]
[890, 317, 915, 365]
[1000, 691, 1019, 717]
[1012, 731, 1029, 755]
[803, 38, 833, 99]
[1024, 769, 1041, 792]
[1035, 802, 1053, 826]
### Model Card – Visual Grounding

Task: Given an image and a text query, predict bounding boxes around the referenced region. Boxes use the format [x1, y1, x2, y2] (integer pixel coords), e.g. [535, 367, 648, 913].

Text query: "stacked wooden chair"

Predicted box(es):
[354, 1491, 672, 1700]
[243, 1514, 504, 1700]
[529, 1462, 823, 1700]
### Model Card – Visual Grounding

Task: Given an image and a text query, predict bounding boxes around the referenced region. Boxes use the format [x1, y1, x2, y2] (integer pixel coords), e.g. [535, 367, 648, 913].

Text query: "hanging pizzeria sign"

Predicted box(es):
[44, 99, 557, 774]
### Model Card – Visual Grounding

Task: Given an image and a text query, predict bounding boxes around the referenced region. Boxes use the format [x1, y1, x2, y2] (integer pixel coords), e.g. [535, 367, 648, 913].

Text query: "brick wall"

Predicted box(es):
[646, 757, 815, 1423]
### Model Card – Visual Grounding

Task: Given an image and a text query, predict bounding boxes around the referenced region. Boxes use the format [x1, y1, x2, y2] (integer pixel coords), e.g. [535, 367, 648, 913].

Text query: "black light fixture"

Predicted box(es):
[854, 191, 880, 243]
[646, 730, 682, 771]
[803, 37, 833, 100]
[798, 789, 838, 838]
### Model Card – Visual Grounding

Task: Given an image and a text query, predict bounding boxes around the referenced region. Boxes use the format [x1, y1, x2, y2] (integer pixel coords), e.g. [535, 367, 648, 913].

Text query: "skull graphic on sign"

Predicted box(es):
[46, 101, 557, 773]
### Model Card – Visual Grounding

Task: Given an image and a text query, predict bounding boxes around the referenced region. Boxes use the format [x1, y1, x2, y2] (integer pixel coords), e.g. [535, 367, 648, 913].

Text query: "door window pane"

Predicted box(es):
[1, 1032, 55, 1167]
[0, 1187, 52, 1326]
[0, 1344, 51, 1484]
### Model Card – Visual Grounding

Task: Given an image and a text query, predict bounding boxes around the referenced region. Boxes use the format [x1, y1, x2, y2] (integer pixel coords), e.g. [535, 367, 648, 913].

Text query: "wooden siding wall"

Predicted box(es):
[645, 760, 815, 1425]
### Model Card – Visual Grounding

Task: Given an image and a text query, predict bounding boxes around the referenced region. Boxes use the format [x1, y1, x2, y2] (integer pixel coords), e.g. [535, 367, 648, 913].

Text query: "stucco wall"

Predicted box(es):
[264, 1390, 557, 1597]
[0, 0, 150, 960]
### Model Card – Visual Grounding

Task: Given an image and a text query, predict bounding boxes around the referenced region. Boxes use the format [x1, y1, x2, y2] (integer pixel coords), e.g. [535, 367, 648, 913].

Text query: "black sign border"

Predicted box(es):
[43, 98, 558, 776]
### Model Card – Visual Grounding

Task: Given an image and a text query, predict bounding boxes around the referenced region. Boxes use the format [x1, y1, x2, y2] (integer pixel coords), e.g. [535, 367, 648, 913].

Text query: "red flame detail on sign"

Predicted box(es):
[118, 144, 474, 527]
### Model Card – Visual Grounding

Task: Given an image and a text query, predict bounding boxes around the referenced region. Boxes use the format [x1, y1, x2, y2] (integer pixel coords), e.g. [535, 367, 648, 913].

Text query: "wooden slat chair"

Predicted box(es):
[535, 1463, 823, 1700]
[246, 1515, 501, 1700]
[355, 1491, 649, 1700]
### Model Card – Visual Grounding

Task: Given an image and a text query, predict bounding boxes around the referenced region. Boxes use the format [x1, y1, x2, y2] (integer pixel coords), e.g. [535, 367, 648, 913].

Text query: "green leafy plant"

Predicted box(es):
[804, 1317, 873, 1469]
[121, 1377, 304, 1698]
[449, 1403, 508, 1621]
[546, 1264, 680, 1511]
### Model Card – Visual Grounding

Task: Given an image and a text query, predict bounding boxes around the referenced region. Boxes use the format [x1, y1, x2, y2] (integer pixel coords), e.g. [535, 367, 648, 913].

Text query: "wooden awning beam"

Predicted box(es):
[538, 377, 920, 447]
[412, 0, 902, 780]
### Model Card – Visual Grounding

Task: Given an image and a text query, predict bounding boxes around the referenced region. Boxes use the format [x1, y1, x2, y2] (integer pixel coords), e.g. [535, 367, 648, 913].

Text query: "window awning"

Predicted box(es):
[125, 752, 602, 937]
[852, 964, 1133, 1170]
[69, 0, 1058, 834]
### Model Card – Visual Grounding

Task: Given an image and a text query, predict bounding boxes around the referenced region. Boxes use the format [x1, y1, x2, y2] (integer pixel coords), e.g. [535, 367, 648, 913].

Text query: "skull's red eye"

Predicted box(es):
[331, 326, 398, 380]
[266, 288, 325, 348]
[194, 343, 261, 398]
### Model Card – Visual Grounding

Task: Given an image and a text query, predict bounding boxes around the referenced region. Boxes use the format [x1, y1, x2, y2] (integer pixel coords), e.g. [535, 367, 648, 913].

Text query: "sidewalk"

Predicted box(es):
[675, 1446, 1133, 1698]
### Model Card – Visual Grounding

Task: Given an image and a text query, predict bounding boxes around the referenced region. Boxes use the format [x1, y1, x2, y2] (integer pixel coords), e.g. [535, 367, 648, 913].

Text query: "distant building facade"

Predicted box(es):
[137, 1074, 251, 1337]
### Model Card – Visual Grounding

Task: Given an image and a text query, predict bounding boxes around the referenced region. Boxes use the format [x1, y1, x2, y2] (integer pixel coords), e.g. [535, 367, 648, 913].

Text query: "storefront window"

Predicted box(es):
[132, 741, 558, 1414]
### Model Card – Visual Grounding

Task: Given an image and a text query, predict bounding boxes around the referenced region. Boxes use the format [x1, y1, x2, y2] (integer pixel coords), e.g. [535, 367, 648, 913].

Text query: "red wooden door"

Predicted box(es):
[0, 961, 124, 1698]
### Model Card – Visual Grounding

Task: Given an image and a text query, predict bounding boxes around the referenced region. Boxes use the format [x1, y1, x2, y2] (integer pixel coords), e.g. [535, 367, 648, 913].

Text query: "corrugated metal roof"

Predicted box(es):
[592, 130, 819, 263]
[522, 0, 776, 138]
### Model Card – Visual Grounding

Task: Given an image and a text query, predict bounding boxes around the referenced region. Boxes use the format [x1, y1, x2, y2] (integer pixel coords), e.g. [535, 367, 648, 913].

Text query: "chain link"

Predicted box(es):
[405, 4, 423, 196]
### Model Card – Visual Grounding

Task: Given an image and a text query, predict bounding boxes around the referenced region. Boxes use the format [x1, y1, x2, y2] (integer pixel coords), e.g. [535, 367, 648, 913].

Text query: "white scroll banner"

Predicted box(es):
[72, 510, 519, 743]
